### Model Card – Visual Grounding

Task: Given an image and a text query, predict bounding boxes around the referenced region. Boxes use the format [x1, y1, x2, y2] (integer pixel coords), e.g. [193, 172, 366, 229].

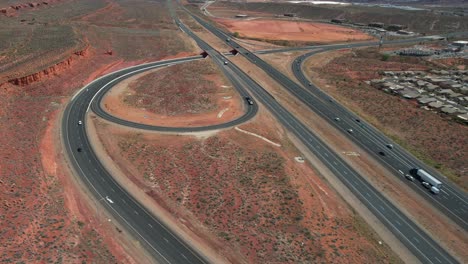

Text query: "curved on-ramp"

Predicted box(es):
[62, 54, 257, 263]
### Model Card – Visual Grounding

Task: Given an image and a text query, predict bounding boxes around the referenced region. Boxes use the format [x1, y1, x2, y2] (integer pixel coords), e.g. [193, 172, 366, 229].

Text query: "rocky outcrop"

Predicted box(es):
[1, 1, 62, 16]
[7, 45, 89, 86]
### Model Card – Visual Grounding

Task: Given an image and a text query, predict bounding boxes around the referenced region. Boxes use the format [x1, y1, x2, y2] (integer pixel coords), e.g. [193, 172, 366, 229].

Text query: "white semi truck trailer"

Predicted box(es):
[412, 168, 442, 194]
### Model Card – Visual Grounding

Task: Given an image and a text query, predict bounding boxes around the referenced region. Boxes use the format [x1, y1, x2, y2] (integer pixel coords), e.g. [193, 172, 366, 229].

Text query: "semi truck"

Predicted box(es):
[411, 168, 442, 194]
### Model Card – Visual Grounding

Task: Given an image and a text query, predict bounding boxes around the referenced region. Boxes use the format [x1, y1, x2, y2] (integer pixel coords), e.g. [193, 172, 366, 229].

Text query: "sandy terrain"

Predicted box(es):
[214, 18, 374, 43]
[91, 97, 402, 263]
[259, 50, 314, 80]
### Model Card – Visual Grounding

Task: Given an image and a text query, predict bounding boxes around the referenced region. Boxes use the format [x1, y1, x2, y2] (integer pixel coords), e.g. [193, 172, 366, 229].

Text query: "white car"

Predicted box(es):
[78, 120, 83, 125]
[347, 129, 353, 133]
[405, 174, 414, 181]
[422, 182, 431, 189]
[430, 186, 440, 194]
[105, 196, 114, 204]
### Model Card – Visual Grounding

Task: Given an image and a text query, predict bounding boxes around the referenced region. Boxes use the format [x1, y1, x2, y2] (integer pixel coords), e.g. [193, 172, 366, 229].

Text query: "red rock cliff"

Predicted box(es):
[7, 45, 89, 86]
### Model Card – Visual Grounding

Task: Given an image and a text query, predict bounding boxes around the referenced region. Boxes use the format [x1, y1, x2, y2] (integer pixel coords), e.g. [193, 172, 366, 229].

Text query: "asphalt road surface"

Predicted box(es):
[292, 49, 468, 230]
[181, 8, 462, 264]
[63, 57, 215, 264]
[61, 0, 465, 262]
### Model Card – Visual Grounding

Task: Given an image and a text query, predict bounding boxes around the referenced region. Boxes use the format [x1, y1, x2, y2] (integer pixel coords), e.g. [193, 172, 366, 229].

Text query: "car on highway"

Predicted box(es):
[226, 38, 230, 42]
[378, 151, 386, 156]
[431, 186, 440, 194]
[77, 147, 83, 152]
[245, 97, 254, 105]
[405, 174, 415, 181]
[308, 82, 312, 86]
[224, 61, 228, 65]
[347, 129, 353, 133]
[386, 144, 394, 149]
[78, 120, 83, 125]
[422, 181, 431, 189]
[334, 117, 340, 121]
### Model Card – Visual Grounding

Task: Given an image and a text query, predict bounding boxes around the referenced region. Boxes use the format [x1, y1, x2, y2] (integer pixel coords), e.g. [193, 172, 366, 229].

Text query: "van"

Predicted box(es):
[430, 186, 440, 194]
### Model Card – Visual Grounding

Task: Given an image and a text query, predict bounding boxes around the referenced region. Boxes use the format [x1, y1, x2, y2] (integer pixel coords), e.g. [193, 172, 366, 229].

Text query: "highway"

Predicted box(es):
[62, 8, 263, 263]
[63, 57, 215, 264]
[89, 56, 258, 132]
[292, 49, 468, 230]
[180, 7, 462, 264]
[60, 0, 464, 262]
[184, 9, 468, 231]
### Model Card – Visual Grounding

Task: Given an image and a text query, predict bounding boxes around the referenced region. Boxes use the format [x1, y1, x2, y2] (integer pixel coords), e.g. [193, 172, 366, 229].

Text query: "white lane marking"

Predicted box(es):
[134, 210, 139, 215]
[343, 171, 348, 175]
[435, 257, 442, 263]
[380, 206, 385, 211]
[181, 254, 188, 260]
[366, 192, 371, 197]
[441, 189, 449, 195]
[163, 237, 169, 243]
[324, 153, 328, 157]
[148, 224, 153, 228]
[110, 188, 115, 193]
[121, 199, 127, 204]
[413, 237, 420, 243]
[395, 220, 402, 226]
[398, 170, 404, 175]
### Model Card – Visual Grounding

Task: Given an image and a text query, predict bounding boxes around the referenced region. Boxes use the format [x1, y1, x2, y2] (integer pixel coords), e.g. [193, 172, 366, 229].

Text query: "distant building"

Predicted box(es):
[457, 113, 468, 123]
[387, 24, 406, 31]
[331, 18, 346, 24]
[368, 22, 384, 28]
[397, 30, 413, 35]
[452, 40, 468, 48]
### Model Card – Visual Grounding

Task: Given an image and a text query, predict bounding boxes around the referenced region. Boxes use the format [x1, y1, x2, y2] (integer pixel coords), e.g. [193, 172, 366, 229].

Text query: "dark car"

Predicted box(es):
[245, 97, 254, 105]
[378, 151, 386, 156]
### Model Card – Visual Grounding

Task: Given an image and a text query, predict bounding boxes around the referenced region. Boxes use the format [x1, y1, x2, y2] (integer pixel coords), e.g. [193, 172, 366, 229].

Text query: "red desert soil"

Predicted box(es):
[0, 0, 201, 262]
[93, 108, 401, 263]
[228, 47, 467, 262]
[0, 46, 148, 262]
[214, 18, 374, 43]
[102, 59, 244, 127]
